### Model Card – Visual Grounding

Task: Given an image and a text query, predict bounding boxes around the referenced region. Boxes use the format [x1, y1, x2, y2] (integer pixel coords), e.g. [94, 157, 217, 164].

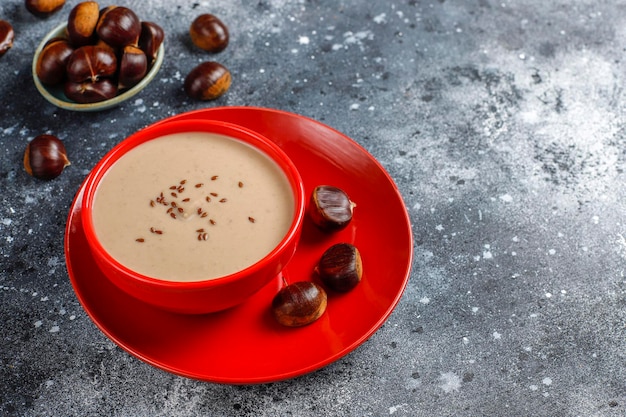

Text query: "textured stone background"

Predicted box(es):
[1, 0, 625, 416]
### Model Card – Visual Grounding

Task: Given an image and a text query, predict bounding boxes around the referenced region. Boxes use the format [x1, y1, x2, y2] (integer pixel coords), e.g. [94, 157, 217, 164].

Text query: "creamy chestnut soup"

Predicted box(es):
[92, 132, 294, 282]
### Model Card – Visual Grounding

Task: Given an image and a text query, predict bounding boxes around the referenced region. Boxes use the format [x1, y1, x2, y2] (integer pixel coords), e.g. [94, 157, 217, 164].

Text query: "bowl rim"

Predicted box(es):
[32, 22, 164, 112]
[80, 119, 306, 289]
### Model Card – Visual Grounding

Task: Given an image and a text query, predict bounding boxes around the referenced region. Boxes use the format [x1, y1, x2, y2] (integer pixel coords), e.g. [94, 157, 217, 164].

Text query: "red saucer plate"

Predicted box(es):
[64, 107, 413, 384]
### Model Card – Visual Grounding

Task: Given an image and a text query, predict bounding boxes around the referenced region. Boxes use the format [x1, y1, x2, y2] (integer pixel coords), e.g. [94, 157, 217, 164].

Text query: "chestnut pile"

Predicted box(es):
[272, 185, 363, 327]
[35, 1, 164, 104]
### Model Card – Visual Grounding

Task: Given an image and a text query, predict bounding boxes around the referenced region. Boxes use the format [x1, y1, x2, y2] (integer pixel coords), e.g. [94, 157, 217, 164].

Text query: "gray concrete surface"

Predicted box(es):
[1, 0, 625, 415]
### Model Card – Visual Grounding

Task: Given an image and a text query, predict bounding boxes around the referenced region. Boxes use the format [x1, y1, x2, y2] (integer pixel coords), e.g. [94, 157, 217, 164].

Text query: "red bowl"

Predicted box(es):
[80, 119, 305, 314]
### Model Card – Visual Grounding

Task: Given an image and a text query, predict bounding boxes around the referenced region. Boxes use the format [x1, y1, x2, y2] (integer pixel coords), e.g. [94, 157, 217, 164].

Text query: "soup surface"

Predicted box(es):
[92, 132, 295, 282]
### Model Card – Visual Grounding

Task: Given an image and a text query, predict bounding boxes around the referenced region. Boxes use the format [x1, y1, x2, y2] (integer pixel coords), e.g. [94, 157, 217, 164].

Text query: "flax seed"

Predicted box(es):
[136, 238, 145, 242]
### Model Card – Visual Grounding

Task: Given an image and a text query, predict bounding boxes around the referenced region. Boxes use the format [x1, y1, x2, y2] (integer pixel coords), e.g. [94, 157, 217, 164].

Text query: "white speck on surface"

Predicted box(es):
[499, 194, 513, 202]
[49, 325, 60, 333]
[34, 320, 42, 328]
[545, 292, 552, 298]
[1, 218, 12, 226]
[419, 297, 430, 304]
[542, 377, 553, 386]
[592, 215, 599, 224]
[389, 404, 406, 414]
[435, 224, 444, 231]
[483, 250, 493, 259]
[471, 307, 479, 313]
[548, 249, 556, 255]
[439, 372, 462, 393]
[493, 331, 502, 340]
[350, 103, 359, 110]
[512, 236, 520, 242]
[373, 13, 387, 24]
[530, 384, 539, 391]
[298, 35, 310, 44]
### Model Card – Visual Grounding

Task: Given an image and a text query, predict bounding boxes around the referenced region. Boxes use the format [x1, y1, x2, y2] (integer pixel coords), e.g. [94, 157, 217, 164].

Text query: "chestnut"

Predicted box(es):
[189, 14, 229, 53]
[96, 6, 141, 48]
[36, 38, 74, 85]
[316, 243, 362, 292]
[67, 1, 100, 46]
[138, 21, 164, 65]
[64, 78, 117, 103]
[184, 61, 231, 101]
[272, 281, 327, 327]
[66, 45, 117, 83]
[0, 19, 15, 57]
[23, 134, 70, 180]
[25, 0, 65, 17]
[118, 44, 147, 89]
[309, 185, 355, 231]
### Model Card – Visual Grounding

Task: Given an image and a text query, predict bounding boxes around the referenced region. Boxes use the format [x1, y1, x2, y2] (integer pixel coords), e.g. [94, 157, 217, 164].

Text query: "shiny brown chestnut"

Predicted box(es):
[184, 61, 231, 101]
[118, 44, 147, 89]
[64, 78, 117, 103]
[271, 281, 328, 327]
[189, 14, 229, 53]
[0, 19, 15, 57]
[96, 6, 141, 48]
[138, 21, 164, 65]
[25, 0, 66, 17]
[36, 38, 74, 85]
[24, 134, 70, 180]
[309, 185, 355, 231]
[66, 45, 117, 83]
[316, 243, 363, 292]
[67, 1, 100, 46]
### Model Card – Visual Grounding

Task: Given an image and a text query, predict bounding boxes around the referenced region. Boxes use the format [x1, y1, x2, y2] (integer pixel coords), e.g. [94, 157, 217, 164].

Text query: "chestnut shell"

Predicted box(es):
[25, 0, 66, 17]
[0, 19, 15, 57]
[64, 78, 117, 103]
[316, 243, 363, 292]
[184, 61, 231, 101]
[36, 38, 74, 85]
[67, 1, 99, 46]
[271, 281, 328, 327]
[190, 14, 229, 53]
[23, 134, 70, 180]
[66, 45, 117, 83]
[309, 185, 355, 231]
[96, 6, 141, 48]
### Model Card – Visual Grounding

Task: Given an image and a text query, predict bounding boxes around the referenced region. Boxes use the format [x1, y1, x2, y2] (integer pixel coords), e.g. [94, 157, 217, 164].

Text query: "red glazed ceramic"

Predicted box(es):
[80, 119, 305, 314]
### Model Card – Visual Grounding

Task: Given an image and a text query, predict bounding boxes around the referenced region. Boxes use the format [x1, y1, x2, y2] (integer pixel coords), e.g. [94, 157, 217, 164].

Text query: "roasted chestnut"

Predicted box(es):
[309, 185, 355, 231]
[64, 78, 117, 103]
[189, 14, 229, 53]
[25, 0, 65, 17]
[316, 243, 363, 292]
[96, 6, 141, 47]
[272, 281, 328, 327]
[118, 44, 147, 89]
[23, 134, 70, 180]
[0, 19, 14, 57]
[36, 38, 74, 85]
[184, 61, 231, 100]
[66, 45, 117, 83]
[138, 21, 164, 65]
[67, 1, 100, 46]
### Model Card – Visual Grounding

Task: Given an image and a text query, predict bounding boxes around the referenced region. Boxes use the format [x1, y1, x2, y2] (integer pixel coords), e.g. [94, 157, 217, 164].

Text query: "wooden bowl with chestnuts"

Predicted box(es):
[32, 4, 164, 111]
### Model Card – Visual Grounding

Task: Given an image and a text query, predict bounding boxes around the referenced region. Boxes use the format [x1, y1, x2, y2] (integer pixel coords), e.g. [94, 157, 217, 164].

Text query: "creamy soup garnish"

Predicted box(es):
[92, 132, 295, 282]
